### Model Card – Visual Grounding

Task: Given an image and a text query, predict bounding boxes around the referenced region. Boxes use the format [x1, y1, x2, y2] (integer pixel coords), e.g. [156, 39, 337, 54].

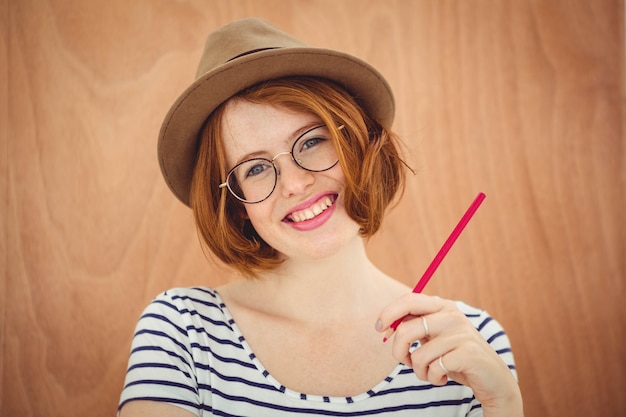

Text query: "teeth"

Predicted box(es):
[289, 197, 334, 222]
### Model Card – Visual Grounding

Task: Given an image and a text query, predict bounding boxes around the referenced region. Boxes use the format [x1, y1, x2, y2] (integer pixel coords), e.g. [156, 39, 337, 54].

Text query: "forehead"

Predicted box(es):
[220, 100, 320, 162]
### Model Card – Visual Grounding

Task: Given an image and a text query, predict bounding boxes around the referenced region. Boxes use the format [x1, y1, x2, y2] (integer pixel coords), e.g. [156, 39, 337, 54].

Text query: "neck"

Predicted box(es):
[221, 236, 400, 324]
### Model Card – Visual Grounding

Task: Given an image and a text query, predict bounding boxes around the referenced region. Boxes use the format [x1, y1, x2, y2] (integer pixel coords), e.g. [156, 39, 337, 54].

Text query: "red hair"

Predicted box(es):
[191, 77, 409, 277]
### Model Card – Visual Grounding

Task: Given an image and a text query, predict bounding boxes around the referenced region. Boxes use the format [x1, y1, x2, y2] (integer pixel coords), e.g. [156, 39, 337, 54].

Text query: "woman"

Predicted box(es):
[118, 18, 523, 417]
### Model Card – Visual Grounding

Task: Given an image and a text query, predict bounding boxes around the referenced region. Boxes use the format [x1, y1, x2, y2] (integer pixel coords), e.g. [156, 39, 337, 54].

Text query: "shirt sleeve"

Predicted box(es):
[118, 291, 203, 416]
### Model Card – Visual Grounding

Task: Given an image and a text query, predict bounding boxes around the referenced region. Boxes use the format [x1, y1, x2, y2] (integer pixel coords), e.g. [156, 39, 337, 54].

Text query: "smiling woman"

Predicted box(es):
[117, 18, 523, 417]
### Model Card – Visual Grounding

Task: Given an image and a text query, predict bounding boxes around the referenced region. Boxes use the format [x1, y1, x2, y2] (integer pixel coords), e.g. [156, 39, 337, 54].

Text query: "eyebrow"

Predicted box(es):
[231, 120, 324, 165]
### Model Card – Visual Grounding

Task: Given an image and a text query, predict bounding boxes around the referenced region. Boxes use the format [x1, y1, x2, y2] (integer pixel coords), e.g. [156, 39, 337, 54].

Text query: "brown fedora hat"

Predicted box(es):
[158, 17, 395, 206]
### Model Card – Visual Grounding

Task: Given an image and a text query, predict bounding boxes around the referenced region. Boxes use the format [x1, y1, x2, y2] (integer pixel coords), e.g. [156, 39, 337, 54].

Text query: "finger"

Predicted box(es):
[404, 346, 445, 383]
[388, 315, 437, 369]
[404, 317, 471, 381]
[394, 314, 432, 344]
[382, 313, 430, 343]
[387, 307, 460, 345]
[388, 322, 415, 367]
[402, 327, 455, 381]
[426, 355, 450, 386]
[410, 306, 476, 343]
[409, 321, 469, 369]
[376, 293, 446, 332]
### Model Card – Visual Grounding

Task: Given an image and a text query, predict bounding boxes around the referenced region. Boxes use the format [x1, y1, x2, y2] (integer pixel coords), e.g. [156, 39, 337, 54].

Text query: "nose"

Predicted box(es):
[272, 153, 314, 197]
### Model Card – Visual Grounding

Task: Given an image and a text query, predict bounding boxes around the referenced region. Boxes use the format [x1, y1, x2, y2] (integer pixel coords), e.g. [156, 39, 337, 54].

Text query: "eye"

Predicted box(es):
[296, 127, 332, 155]
[246, 161, 272, 177]
[233, 159, 274, 184]
[300, 136, 325, 151]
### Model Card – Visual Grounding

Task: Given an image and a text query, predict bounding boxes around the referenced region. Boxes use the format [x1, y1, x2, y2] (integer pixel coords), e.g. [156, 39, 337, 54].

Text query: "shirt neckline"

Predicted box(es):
[212, 288, 405, 404]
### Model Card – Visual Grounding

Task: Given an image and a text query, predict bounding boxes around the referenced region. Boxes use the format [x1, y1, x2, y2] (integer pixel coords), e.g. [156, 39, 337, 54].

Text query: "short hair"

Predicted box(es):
[190, 76, 409, 277]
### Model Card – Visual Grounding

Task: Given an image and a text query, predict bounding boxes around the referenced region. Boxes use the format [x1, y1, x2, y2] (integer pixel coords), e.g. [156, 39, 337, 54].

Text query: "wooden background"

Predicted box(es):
[3, 0, 624, 416]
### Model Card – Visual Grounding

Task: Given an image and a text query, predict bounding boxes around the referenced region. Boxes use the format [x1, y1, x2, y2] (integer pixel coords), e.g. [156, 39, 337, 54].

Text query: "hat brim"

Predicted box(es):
[158, 47, 395, 206]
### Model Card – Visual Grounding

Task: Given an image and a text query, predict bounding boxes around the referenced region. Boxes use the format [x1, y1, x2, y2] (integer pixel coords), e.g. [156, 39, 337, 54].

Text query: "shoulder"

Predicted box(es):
[453, 300, 509, 344]
[453, 301, 489, 325]
[453, 301, 507, 340]
[142, 287, 224, 318]
[151, 286, 221, 306]
[127, 286, 241, 368]
[133, 287, 232, 342]
[454, 300, 518, 380]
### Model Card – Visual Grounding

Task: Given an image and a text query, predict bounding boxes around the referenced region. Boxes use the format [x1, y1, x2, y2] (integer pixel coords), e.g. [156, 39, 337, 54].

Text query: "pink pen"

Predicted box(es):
[383, 192, 486, 342]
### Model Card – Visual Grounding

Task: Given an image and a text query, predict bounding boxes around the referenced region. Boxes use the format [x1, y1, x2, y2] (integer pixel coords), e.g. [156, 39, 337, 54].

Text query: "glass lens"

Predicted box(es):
[227, 158, 276, 203]
[293, 126, 338, 172]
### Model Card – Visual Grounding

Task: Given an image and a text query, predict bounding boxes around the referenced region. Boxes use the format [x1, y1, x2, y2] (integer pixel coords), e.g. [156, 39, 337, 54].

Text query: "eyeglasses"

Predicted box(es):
[219, 125, 340, 203]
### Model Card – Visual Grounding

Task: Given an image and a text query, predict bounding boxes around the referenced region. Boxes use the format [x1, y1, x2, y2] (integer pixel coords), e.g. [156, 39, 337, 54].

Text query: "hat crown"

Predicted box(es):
[196, 18, 308, 78]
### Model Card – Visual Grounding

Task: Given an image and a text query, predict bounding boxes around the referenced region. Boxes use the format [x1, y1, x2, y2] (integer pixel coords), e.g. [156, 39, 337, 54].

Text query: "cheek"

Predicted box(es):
[328, 163, 347, 185]
[242, 204, 273, 234]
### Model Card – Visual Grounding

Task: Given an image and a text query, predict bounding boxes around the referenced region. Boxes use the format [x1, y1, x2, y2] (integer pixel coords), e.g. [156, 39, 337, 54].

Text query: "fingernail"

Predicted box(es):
[375, 319, 383, 331]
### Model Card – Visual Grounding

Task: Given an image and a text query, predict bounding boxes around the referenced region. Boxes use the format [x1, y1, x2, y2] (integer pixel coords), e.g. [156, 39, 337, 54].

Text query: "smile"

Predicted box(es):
[286, 195, 336, 223]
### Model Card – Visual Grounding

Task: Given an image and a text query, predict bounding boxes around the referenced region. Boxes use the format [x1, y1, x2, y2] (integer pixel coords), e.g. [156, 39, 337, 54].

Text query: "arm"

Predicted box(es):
[119, 400, 198, 417]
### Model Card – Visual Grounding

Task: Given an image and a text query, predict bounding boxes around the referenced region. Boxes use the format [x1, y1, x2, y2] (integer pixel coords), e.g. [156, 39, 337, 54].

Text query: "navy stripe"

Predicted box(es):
[137, 314, 188, 338]
[139, 311, 243, 351]
[170, 293, 224, 311]
[202, 350, 258, 370]
[124, 379, 198, 395]
[470, 402, 481, 412]
[118, 396, 203, 412]
[486, 330, 506, 344]
[476, 316, 493, 331]
[131, 343, 190, 364]
[152, 298, 233, 331]
[376, 380, 463, 396]
[208, 386, 474, 416]
[185, 286, 220, 299]
[194, 363, 277, 392]
[127, 362, 193, 379]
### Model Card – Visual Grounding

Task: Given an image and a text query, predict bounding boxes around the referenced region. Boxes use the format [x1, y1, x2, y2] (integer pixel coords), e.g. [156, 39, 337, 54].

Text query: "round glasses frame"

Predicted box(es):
[218, 124, 342, 204]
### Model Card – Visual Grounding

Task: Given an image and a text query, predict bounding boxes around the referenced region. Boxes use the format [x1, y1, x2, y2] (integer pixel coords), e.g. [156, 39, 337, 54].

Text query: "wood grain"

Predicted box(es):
[3, 0, 624, 416]
[0, 0, 8, 411]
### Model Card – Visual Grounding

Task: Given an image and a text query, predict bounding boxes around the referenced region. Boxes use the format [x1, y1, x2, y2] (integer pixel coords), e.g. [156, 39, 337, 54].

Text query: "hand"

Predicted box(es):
[376, 293, 523, 417]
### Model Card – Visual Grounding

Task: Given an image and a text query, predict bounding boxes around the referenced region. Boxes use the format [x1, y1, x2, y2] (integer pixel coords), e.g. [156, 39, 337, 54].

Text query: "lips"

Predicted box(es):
[285, 195, 336, 223]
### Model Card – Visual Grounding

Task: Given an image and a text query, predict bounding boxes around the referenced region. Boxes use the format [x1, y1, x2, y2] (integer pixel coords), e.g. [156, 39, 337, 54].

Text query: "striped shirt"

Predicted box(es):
[118, 287, 517, 416]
